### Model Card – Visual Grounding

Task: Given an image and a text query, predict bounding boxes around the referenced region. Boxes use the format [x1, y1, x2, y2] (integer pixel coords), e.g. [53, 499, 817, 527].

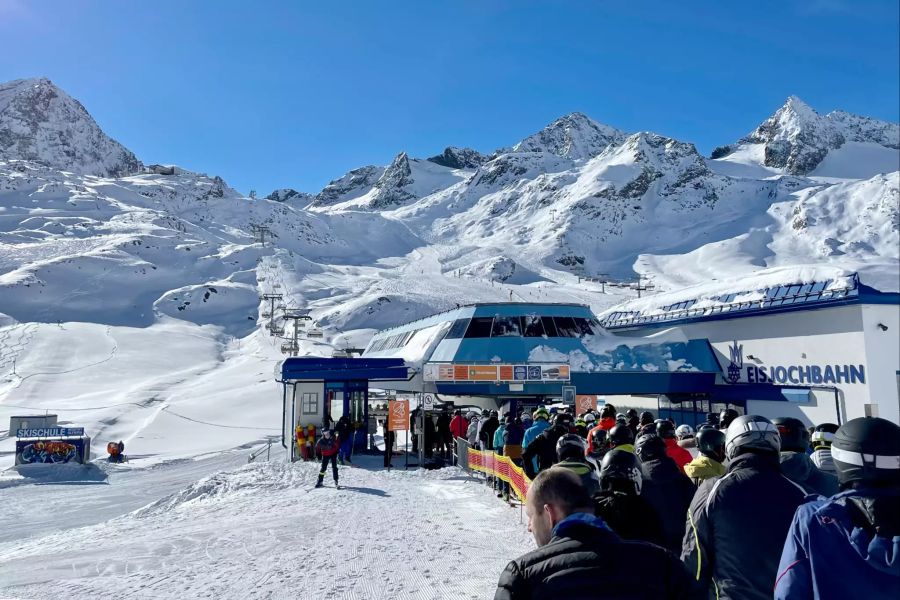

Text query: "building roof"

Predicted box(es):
[601, 272, 898, 330]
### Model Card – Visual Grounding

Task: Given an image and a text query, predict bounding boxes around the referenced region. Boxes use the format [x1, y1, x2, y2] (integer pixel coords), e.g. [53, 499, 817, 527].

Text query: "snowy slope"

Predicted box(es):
[0, 457, 534, 599]
[0, 78, 141, 177]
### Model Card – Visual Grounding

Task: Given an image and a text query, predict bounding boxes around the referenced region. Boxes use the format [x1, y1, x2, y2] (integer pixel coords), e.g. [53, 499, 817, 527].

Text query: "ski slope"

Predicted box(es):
[0, 456, 534, 599]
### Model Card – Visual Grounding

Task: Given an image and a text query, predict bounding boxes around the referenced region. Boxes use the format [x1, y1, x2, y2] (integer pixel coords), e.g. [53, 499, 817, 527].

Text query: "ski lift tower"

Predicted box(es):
[282, 308, 312, 357]
[260, 293, 283, 333]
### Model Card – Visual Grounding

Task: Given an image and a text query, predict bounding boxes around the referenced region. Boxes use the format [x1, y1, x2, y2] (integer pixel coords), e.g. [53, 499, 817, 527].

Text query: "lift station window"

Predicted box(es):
[464, 317, 494, 338]
[492, 316, 523, 337]
[523, 315, 545, 337]
[445, 318, 470, 339]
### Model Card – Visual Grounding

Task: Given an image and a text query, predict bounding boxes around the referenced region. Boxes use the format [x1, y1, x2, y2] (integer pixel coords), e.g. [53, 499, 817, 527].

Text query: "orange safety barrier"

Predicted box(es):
[467, 448, 531, 502]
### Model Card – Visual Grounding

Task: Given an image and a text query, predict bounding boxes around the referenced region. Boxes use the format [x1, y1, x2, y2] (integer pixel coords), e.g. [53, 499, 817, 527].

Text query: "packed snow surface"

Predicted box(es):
[0, 456, 534, 599]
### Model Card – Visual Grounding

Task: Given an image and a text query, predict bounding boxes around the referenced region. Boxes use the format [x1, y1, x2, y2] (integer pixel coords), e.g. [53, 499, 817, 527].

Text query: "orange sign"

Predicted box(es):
[453, 365, 470, 380]
[575, 395, 597, 414]
[388, 399, 409, 431]
[498, 365, 514, 381]
[469, 365, 499, 381]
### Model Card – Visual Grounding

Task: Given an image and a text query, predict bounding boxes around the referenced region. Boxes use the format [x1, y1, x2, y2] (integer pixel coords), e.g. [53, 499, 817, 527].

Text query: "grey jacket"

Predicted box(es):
[780, 451, 839, 497]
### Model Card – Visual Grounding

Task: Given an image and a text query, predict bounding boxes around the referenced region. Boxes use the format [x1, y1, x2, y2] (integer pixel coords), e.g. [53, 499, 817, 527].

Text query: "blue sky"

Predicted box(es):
[1, 0, 898, 194]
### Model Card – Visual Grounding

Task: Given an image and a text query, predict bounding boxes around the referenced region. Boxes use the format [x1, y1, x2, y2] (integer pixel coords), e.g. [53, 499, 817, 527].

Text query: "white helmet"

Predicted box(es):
[675, 424, 694, 440]
[583, 413, 596, 424]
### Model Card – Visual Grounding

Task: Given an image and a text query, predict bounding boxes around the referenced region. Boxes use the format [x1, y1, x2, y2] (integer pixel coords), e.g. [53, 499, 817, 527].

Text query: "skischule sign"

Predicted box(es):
[723, 341, 865, 386]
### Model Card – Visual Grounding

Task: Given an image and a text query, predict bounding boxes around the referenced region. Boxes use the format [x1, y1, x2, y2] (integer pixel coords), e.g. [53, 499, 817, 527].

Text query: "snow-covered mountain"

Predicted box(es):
[0, 76, 897, 479]
[712, 95, 899, 176]
[0, 78, 142, 177]
[510, 111, 626, 160]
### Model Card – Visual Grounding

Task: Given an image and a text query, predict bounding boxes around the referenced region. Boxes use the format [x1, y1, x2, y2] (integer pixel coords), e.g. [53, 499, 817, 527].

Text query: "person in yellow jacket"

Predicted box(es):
[295, 425, 306, 460]
[683, 426, 727, 485]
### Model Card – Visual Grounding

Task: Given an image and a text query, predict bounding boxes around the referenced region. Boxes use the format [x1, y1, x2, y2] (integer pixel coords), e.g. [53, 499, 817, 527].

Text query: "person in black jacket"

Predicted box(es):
[681, 415, 807, 600]
[634, 433, 695, 554]
[494, 467, 691, 600]
[593, 449, 665, 547]
[521, 418, 569, 479]
[436, 408, 452, 459]
[480, 410, 501, 451]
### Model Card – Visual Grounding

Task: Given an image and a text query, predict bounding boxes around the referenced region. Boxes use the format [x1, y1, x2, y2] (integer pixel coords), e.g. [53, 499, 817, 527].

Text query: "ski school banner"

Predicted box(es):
[467, 449, 531, 501]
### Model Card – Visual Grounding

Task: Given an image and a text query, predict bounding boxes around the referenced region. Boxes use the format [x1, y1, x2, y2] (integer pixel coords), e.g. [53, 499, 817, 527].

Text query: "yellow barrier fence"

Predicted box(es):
[467, 448, 531, 502]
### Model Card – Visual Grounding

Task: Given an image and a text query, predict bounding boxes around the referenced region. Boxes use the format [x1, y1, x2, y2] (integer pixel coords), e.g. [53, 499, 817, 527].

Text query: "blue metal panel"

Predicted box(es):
[280, 357, 407, 382]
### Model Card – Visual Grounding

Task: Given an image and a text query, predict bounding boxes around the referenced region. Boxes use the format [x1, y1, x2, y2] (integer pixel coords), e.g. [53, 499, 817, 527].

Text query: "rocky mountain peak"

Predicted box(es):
[265, 188, 313, 203]
[512, 111, 625, 161]
[0, 77, 142, 177]
[311, 164, 385, 207]
[426, 146, 486, 169]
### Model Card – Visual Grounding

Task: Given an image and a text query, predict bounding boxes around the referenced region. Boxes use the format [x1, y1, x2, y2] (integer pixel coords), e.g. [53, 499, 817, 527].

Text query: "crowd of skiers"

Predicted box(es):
[478, 403, 900, 600]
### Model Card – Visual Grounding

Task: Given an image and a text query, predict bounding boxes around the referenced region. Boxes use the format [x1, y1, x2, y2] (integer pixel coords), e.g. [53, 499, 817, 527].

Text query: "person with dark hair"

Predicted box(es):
[773, 416, 839, 497]
[682, 415, 806, 600]
[809, 422, 839, 475]
[494, 468, 692, 600]
[634, 433, 695, 554]
[480, 410, 500, 451]
[775, 417, 900, 599]
[684, 426, 726, 485]
[594, 449, 665, 546]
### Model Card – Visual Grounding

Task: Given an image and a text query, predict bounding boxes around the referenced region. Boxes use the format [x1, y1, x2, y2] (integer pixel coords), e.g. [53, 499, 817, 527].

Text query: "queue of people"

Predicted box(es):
[485, 404, 900, 600]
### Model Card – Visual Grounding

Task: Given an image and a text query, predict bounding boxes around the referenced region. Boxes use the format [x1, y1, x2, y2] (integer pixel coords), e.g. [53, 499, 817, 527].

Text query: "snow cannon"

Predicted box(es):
[106, 440, 126, 463]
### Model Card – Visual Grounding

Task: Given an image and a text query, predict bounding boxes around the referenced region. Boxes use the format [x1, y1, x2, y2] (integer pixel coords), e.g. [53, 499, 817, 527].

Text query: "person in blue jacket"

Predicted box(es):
[522, 407, 551, 473]
[775, 417, 900, 600]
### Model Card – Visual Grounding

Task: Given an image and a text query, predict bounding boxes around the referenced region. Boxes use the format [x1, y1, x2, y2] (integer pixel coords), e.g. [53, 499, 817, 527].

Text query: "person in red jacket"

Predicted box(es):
[656, 420, 692, 473]
[586, 405, 617, 453]
[449, 409, 468, 440]
[315, 429, 341, 488]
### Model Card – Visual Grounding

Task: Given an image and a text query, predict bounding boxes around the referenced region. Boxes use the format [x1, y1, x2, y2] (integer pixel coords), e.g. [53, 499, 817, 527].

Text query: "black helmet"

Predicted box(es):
[599, 449, 644, 494]
[696, 427, 726, 459]
[608, 424, 635, 447]
[454, 409, 462, 416]
[638, 423, 657, 436]
[832, 417, 900, 489]
[600, 405, 616, 419]
[589, 428, 608, 450]
[625, 409, 639, 419]
[490, 410, 499, 417]
[556, 433, 588, 461]
[705, 412, 720, 426]
[719, 408, 740, 430]
[811, 423, 839, 448]
[656, 420, 676, 439]
[635, 433, 667, 462]
[724, 415, 780, 460]
[772, 417, 811, 453]
[639, 411, 654, 426]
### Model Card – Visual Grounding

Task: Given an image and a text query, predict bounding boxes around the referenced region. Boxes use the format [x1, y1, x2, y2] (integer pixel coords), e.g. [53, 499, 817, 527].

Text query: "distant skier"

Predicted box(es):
[315, 429, 341, 488]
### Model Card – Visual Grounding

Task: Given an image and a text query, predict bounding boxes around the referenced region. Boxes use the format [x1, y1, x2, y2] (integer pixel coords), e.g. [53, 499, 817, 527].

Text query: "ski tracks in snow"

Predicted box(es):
[0, 457, 534, 599]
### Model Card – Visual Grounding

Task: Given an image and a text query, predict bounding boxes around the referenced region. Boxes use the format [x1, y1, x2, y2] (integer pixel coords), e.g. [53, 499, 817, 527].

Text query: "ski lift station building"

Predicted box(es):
[278, 269, 899, 452]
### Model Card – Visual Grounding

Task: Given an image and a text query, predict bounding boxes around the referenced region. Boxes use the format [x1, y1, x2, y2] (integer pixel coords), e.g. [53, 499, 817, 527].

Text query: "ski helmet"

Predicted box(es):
[811, 423, 839, 448]
[656, 420, 676, 439]
[696, 427, 726, 460]
[608, 424, 635, 448]
[772, 417, 811, 453]
[719, 408, 740, 430]
[616, 413, 626, 421]
[600, 405, 616, 419]
[583, 413, 596, 424]
[533, 407, 549, 421]
[589, 428, 608, 450]
[599, 449, 643, 494]
[639, 411, 655, 426]
[556, 433, 588, 461]
[635, 433, 667, 462]
[831, 417, 900, 489]
[724, 415, 780, 460]
[626, 409, 639, 420]
[675, 424, 694, 440]
[490, 410, 499, 417]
